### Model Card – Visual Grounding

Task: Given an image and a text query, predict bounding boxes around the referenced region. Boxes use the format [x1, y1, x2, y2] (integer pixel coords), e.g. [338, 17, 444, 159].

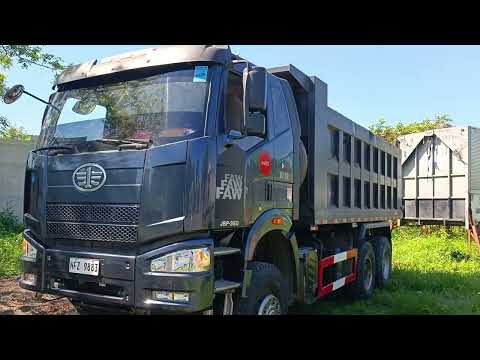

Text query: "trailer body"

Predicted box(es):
[399, 126, 480, 229]
[15, 46, 400, 315]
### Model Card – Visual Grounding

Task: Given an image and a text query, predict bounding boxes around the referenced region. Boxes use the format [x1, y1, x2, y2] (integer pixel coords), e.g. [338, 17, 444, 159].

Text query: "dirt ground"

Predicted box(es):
[0, 277, 77, 315]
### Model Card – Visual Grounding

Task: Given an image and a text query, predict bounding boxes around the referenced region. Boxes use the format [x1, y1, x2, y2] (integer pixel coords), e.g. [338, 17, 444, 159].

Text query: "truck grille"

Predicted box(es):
[47, 204, 139, 224]
[46, 204, 139, 243]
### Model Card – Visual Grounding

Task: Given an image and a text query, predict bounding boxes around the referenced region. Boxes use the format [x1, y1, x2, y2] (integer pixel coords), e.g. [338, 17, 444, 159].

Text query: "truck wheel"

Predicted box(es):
[346, 241, 376, 300]
[235, 262, 287, 315]
[373, 236, 392, 288]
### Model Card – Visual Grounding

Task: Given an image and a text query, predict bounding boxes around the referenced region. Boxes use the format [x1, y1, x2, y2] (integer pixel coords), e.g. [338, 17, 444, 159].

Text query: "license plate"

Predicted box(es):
[69, 257, 100, 276]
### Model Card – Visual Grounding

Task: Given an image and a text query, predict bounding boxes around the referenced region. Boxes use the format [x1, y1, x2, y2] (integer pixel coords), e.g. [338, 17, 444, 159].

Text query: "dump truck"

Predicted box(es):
[5, 45, 402, 314]
[399, 126, 480, 247]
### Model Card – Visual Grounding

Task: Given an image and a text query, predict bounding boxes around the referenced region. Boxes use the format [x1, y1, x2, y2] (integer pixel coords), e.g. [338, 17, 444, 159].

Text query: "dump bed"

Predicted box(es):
[270, 65, 402, 226]
[306, 78, 402, 225]
[399, 126, 480, 229]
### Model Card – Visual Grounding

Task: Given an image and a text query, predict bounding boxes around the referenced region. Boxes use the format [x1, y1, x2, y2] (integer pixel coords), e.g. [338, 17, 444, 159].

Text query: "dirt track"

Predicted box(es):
[0, 277, 77, 315]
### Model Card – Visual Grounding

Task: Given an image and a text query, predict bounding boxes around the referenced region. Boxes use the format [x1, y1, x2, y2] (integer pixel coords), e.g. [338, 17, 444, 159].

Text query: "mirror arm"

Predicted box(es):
[231, 59, 252, 135]
[242, 62, 253, 135]
[242, 67, 248, 135]
[23, 90, 60, 112]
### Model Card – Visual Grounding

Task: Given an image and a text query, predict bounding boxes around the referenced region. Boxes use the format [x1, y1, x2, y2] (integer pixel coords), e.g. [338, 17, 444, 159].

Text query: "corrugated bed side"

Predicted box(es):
[470, 127, 480, 192]
[469, 127, 480, 228]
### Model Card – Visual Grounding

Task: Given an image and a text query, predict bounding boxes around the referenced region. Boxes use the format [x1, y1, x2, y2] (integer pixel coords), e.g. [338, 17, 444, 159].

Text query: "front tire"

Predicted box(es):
[235, 261, 287, 315]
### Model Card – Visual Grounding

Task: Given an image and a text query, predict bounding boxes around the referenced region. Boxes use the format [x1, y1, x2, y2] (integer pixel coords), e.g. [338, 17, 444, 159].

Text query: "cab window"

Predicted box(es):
[271, 81, 291, 137]
[225, 71, 244, 134]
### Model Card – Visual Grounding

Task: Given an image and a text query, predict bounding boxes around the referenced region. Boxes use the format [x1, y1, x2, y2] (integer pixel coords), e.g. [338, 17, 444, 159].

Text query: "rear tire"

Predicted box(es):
[373, 236, 392, 288]
[234, 261, 287, 315]
[346, 241, 376, 300]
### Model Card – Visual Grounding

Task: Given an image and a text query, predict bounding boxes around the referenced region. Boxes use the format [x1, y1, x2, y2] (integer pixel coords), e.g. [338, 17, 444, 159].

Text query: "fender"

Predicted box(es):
[357, 221, 391, 242]
[242, 209, 300, 298]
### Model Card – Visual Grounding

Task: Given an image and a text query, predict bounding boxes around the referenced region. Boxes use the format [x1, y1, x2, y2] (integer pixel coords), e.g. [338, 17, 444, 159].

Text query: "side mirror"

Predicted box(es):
[247, 67, 267, 113]
[246, 113, 266, 138]
[3, 85, 24, 104]
[72, 99, 96, 115]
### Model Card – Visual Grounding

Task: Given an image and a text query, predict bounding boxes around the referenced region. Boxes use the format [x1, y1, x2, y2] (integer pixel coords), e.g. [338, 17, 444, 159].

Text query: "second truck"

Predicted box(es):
[5, 45, 402, 314]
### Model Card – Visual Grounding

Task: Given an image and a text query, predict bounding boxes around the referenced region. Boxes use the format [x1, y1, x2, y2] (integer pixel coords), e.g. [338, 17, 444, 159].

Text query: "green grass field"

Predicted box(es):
[1, 210, 480, 314]
[292, 226, 480, 315]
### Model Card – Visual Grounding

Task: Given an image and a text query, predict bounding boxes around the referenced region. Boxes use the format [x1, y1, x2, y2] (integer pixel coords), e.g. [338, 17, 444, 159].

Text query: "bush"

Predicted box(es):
[0, 233, 22, 277]
[0, 207, 23, 235]
[0, 207, 24, 277]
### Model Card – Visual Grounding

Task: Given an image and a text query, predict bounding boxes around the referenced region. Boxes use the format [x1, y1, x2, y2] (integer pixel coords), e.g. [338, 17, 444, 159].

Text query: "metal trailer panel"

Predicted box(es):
[469, 126, 480, 228]
[307, 77, 403, 225]
[399, 126, 477, 228]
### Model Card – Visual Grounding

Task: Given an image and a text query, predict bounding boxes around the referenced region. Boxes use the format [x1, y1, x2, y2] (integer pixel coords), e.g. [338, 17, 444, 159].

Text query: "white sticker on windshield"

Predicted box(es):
[193, 66, 208, 82]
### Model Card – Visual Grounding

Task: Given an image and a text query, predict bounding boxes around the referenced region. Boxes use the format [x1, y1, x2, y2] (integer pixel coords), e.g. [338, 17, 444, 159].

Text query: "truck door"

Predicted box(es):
[269, 78, 294, 212]
[215, 69, 275, 229]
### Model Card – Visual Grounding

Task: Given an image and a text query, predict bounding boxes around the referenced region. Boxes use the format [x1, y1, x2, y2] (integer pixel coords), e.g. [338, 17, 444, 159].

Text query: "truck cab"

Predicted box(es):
[11, 45, 397, 315]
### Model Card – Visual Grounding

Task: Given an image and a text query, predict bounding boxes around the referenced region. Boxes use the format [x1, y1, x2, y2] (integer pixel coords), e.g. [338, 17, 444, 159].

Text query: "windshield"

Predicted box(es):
[38, 66, 211, 151]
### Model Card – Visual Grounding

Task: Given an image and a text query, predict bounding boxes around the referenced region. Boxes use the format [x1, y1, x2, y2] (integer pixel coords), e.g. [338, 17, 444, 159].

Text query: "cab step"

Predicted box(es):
[214, 280, 241, 294]
[214, 247, 241, 257]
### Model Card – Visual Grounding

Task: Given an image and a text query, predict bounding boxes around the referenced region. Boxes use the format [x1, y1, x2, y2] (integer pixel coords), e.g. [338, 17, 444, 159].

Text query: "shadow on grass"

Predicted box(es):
[289, 269, 480, 315]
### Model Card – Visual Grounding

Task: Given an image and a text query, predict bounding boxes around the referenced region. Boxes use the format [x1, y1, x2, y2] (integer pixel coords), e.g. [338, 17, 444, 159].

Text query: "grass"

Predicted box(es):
[0, 209, 23, 278]
[291, 226, 480, 315]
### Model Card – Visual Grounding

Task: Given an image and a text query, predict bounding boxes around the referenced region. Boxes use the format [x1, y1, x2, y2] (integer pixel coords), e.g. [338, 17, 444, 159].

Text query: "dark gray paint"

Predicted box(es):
[270, 65, 402, 225]
[185, 137, 217, 232]
[56, 45, 232, 86]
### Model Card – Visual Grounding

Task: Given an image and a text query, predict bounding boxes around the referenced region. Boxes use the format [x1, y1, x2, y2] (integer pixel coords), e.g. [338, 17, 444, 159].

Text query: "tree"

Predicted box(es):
[368, 114, 452, 144]
[0, 45, 65, 138]
[0, 45, 65, 97]
[0, 116, 8, 136]
[0, 125, 32, 142]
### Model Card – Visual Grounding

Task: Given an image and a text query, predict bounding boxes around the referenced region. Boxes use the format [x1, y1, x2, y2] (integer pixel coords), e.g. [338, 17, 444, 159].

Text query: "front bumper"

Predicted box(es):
[19, 230, 214, 313]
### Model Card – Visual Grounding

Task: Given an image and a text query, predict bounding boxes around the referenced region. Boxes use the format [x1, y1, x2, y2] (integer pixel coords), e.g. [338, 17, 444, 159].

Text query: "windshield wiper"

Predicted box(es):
[125, 138, 152, 144]
[94, 138, 152, 150]
[32, 145, 74, 154]
[95, 138, 151, 145]
[94, 138, 132, 145]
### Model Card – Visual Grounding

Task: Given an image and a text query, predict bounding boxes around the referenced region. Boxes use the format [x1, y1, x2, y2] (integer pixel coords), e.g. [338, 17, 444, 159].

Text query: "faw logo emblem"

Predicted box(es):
[216, 173, 243, 200]
[259, 152, 272, 177]
[72, 163, 107, 192]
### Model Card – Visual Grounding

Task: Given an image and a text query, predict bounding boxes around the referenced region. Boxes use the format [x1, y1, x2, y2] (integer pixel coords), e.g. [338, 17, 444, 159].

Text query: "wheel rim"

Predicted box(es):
[258, 294, 282, 315]
[383, 247, 391, 280]
[364, 256, 373, 291]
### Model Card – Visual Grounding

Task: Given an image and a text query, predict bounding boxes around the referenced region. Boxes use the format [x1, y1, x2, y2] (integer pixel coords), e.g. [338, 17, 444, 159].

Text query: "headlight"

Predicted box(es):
[150, 247, 211, 273]
[22, 238, 37, 262]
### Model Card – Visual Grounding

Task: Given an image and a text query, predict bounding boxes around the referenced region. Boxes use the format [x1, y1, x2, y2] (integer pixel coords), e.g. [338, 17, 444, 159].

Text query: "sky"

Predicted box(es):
[1, 45, 480, 135]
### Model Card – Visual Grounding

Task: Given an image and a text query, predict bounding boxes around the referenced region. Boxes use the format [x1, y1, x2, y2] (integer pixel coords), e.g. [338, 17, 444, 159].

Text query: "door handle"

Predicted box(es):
[265, 182, 273, 201]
